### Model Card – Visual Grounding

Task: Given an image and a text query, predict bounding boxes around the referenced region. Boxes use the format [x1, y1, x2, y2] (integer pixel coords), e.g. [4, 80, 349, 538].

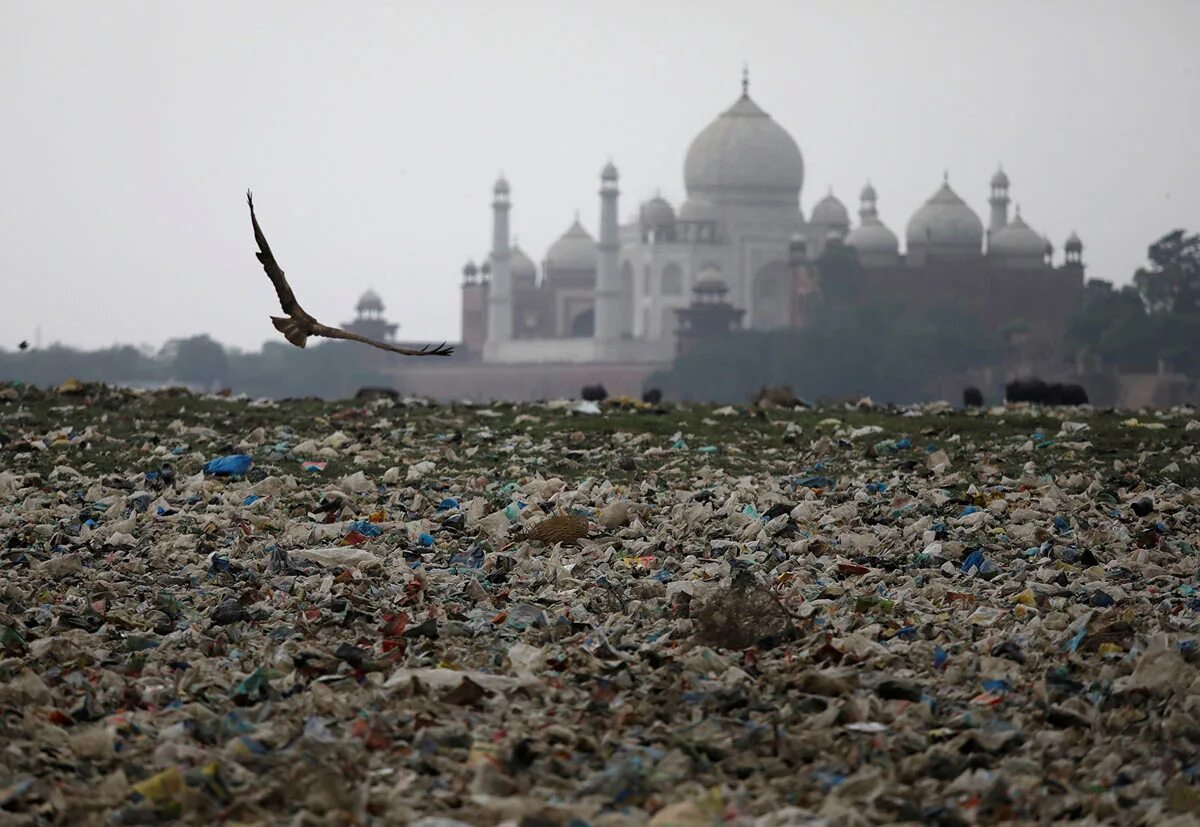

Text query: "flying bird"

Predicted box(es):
[17, 341, 29, 352]
[246, 190, 452, 356]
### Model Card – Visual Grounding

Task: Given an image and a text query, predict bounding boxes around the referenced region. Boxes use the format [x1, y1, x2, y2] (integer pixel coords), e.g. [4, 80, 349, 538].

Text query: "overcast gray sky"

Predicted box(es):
[3, 0, 1197, 352]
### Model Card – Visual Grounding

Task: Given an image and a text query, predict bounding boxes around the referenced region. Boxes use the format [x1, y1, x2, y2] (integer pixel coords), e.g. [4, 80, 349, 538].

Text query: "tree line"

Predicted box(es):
[0, 336, 392, 399]
[1067, 230, 1200, 376]
[651, 229, 1200, 404]
[3, 229, 1195, 402]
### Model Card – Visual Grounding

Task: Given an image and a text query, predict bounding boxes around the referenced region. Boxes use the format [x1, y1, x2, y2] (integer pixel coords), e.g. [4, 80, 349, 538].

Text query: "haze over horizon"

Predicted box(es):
[3, 0, 1198, 353]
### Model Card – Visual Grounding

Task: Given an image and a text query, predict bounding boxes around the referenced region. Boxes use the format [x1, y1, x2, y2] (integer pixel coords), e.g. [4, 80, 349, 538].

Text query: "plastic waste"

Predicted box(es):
[2, 381, 1197, 824]
[202, 454, 252, 476]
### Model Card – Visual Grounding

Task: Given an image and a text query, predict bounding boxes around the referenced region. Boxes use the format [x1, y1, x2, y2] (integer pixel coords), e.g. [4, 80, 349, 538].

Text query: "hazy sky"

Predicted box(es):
[3, 0, 1198, 352]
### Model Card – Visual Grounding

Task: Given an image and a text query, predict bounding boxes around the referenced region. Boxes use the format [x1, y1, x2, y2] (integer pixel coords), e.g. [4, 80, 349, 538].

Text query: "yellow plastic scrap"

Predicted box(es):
[1013, 604, 1038, 620]
[1013, 589, 1037, 606]
[1098, 643, 1124, 657]
[131, 766, 185, 805]
[196, 762, 232, 805]
[468, 741, 503, 768]
[1121, 418, 1168, 430]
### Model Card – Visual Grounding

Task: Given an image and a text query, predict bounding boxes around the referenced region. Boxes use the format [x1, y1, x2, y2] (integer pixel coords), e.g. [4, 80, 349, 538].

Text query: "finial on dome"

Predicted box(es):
[741, 63, 749, 96]
[943, 169, 949, 184]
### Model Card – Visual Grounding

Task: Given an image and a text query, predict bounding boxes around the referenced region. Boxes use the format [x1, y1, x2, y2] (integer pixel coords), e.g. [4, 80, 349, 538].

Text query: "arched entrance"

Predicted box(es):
[569, 308, 594, 338]
[751, 261, 792, 330]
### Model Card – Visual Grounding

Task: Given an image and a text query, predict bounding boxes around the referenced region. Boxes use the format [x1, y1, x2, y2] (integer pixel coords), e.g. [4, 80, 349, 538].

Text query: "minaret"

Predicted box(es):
[859, 181, 878, 222]
[483, 176, 512, 357]
[1064, 231, 1083, 267]
[593, 161, 621, 343]
[988, 166, 1010, 233]
[460, 260, 487, 355]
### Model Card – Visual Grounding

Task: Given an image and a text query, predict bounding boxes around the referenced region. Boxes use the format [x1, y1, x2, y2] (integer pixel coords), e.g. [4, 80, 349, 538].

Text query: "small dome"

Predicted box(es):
[509, 244, 537, 284]
[493, 175, 510, 195]
[860, 182, 877, 202]
[693, 277, 729, 295]
[601, 161, 618, 181]
[462, 260, 478, 277]
[356, 289, 384, 313]
[989, 212, 1044, 258]
[845, 219, 899, 255]
[545, 219, 596, 271]
[1065, 231, 1083, 252]
[640, 196, 676, 227]
[812, 192, 850, 228]
[679, 196, 719, 223]
[684, 94, 804, 203]
[991, 167, 1009, 188]
[906, 181, 984, 251]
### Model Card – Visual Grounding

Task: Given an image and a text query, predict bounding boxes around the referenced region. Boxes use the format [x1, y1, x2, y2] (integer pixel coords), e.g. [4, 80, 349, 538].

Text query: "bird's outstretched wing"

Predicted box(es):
[247, 190, 303, 317]
[309, 322, 454, 356]
[247, 190, 452, 357]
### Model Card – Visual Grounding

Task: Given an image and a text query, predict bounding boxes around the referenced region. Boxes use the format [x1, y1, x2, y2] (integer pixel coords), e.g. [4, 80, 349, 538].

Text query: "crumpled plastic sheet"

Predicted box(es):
[0, 380, 1198, 825]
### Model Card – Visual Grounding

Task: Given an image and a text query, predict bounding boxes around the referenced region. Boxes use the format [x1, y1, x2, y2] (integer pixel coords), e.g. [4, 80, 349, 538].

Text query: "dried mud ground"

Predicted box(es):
[0, 383, 1198, 826]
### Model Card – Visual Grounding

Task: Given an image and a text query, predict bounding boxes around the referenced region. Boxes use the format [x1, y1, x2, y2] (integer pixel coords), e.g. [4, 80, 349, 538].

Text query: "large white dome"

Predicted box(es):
[683, 93, 804, 205]
[545, 219, 596, 271]
[906, 182, 984, 252]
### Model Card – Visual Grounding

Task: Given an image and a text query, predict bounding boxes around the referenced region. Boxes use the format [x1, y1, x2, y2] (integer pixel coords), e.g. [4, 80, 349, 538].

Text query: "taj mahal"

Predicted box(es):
[452, 73, 1085, 367]
[313, 74, 1070, 394]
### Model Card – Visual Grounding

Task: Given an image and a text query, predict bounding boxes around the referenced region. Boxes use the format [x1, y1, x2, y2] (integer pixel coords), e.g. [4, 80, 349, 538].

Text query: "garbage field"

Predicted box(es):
[1, 381, 1198, 826]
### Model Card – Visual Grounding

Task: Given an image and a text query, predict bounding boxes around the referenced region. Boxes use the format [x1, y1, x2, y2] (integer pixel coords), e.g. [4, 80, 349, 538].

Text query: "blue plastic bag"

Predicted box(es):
[203, 454, 253, 476]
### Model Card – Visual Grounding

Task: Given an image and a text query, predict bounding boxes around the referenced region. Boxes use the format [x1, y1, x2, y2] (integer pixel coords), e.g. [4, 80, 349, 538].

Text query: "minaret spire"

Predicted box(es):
[594, 160, 621, 342]
[483, 174, 514, 358]
[988, 165, 1010, 231]
[741, 63, 749, 96]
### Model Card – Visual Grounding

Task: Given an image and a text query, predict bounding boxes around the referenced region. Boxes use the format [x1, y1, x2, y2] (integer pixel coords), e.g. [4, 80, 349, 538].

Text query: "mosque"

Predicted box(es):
[454, 72, 1086, 366]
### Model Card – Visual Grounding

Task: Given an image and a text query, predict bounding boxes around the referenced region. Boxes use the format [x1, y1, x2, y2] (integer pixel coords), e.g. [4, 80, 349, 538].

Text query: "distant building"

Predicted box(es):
[457, 71, 1085, 364]
[342, 290, 398, 343]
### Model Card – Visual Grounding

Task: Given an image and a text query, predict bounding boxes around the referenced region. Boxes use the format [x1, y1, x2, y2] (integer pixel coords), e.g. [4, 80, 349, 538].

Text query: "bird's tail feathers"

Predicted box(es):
[271, 316, 309, 348]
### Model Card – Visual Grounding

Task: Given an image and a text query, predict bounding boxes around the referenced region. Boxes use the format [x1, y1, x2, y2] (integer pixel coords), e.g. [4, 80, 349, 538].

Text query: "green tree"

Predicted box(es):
[812, 242, 866, 315]
[0, 343, 164, 387]
[650, 296, 1000, 405]
[170, 335, 230, 391]
[1067, 230, 1200, 376]
[1134, 230, 1200, 314]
